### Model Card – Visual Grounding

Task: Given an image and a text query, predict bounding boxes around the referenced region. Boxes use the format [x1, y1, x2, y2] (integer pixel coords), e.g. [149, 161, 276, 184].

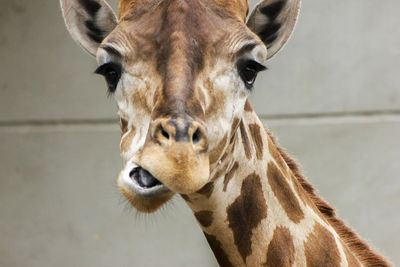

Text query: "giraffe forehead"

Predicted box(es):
[111, 0, 255, 67]
[118, 0, 249, 22]
[109, 0, 252, 119]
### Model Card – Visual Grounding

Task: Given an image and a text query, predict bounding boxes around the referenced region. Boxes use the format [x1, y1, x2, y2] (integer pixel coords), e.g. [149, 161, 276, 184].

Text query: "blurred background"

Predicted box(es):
[1, 0, 399, 266]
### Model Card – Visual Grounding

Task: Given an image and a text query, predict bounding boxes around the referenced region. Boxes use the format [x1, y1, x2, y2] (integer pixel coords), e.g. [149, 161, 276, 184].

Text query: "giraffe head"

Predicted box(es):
[61, 0, 300, 212]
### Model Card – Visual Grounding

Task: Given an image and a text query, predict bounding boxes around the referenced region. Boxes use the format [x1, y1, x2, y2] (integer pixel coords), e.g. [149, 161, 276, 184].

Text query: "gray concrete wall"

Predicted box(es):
[1, 0, 399, 266]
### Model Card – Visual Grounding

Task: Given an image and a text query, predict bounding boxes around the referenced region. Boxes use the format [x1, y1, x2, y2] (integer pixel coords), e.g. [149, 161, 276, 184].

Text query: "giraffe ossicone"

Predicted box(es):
[60, 0, 391, 266]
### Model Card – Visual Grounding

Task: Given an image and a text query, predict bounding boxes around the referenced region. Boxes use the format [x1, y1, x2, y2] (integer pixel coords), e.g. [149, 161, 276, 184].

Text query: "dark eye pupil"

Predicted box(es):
[104, 65, 121, 93]
[242, 66, 257, 84]
[105, 68, 117, 81]
[95, 63, 122, 93]
[237, 59, 266, 90]
[240, 64, 258, 89]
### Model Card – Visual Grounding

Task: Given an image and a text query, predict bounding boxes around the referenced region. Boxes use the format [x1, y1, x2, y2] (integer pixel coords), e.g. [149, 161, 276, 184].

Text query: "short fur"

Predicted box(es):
[60, 0, 391, 265]
[266, 129, 391, 266]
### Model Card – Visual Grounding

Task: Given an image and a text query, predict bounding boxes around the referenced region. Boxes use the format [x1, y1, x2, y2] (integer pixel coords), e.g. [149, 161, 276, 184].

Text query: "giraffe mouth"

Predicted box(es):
[118, 163, 171, 198]
[130, 167, 162, 189]
[118, 163, 175, 213]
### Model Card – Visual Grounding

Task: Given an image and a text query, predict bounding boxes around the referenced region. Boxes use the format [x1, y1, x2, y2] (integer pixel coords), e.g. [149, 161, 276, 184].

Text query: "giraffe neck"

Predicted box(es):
[183, 105, 364, 266]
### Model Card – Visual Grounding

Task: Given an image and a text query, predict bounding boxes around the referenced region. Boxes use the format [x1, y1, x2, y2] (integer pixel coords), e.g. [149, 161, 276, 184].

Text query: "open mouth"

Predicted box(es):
[129, 167, 162, 189]
[119, 164, 170, 198]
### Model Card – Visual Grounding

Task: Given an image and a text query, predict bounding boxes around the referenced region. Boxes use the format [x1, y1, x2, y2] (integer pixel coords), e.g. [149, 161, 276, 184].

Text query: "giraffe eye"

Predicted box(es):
[238, 60, 267, 89]
[95, 63, 122, 93]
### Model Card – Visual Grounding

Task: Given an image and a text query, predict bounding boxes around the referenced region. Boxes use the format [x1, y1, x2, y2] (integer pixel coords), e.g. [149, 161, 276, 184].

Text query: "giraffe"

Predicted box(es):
[60, 0, 391, 266]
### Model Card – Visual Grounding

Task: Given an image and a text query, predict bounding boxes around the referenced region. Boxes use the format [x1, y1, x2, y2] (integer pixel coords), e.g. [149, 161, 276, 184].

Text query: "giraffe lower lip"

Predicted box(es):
[130, 167, 162, 189]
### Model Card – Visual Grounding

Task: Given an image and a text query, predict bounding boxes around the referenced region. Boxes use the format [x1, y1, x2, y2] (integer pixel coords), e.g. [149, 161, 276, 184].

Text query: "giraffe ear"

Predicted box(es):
[60, 0, 118, 57]
[247, 0, 301, 60]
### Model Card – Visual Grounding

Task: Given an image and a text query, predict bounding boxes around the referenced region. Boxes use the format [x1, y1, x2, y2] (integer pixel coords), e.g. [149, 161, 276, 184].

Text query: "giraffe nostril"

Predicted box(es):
[192, 128, 202, 145]
[161, 127, 170, 140]
[152, 118, 207, 148]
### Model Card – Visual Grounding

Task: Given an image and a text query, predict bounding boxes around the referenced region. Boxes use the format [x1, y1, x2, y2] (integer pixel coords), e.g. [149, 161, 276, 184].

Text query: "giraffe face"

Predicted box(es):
[61, 0, 300, 213]
[94, 1, 267, 212]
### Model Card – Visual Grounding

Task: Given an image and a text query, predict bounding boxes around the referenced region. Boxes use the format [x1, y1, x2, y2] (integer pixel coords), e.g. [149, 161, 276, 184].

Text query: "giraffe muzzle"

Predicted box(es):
[130, 117, 210, 194]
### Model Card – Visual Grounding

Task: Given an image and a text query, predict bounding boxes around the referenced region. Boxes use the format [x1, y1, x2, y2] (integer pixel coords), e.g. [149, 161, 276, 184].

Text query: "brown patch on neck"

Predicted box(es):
[220, 128, 237, 165]
[194, 210, 214, 228]
[230, 117, 240, 144]
[266, 129, 391, 266]
[267, 134, 319, 212]
[209, 133, 228, 165]
[223, 162, 239, 192]
[267, 135, 316, 211]
[211, 158, 231, 181]
[267, 162, 304, 224]
[239, 120, 252, 159]
[204, 233, 234, 267]
[219, 147, 230, 164]
[248, 123, 263, 160]
[267, 136, 288, 175]
[264, 226, 295, 267]
[226, 173, 268, 263]
[343, 243, 362, 267]
[196, 181, 214, 198]
[291, 172, 317, 211]
[304, 222, 341, 267]
[211, 139, 237, 181]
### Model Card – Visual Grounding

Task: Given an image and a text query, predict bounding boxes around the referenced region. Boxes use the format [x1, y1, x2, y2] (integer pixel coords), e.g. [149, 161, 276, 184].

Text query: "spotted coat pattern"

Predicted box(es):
[61, 0, 391, 266]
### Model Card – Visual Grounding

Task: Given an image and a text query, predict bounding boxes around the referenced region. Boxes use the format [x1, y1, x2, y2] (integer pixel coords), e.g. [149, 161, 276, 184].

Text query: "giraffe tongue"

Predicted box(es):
[130, 167, 162, 189]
